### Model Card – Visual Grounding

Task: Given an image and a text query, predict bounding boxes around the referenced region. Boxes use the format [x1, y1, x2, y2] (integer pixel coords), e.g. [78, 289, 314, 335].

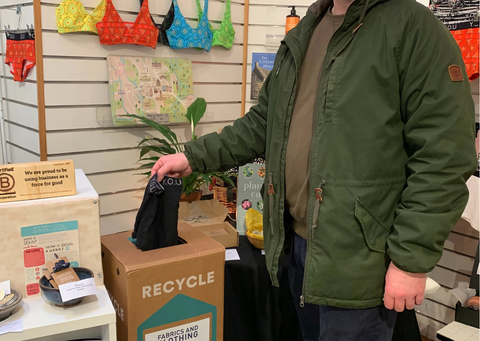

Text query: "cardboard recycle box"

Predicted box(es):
[179, 199, 239, 248]
[101, 222, 225, 341]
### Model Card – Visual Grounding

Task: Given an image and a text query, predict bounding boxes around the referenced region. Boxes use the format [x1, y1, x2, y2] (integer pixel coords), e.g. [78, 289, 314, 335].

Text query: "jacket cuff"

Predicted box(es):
[183, 149, 199, 173]
[390, 260, 433, 274]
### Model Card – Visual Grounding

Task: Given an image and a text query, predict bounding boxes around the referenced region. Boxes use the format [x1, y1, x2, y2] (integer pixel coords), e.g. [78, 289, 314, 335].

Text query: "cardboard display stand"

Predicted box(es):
[179, 199, 239, 248]
[0, 169, 104, 297]
[101, 223, 225, 341]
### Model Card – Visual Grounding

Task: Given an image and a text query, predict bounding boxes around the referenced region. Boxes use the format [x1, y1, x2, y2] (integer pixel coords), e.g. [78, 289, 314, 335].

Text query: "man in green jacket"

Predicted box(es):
[151, 0, 478, 338]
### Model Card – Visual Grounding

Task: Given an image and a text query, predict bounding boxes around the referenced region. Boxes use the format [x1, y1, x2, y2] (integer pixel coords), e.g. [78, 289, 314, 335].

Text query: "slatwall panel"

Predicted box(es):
[416, 217, 479, 340]
[244, 0, 310, 112]
[40, 0, 244, 234]
[0, 2, 40, 164]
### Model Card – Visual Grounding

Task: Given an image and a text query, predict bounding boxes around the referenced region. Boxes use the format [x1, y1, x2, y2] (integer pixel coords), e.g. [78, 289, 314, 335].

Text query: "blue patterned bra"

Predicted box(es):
[166, 0, 213, 51]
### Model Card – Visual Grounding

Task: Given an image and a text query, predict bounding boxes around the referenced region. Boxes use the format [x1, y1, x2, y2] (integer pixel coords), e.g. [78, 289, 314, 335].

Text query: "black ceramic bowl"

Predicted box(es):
[0, 289, 22, 321]
[39, 267, 94, 307]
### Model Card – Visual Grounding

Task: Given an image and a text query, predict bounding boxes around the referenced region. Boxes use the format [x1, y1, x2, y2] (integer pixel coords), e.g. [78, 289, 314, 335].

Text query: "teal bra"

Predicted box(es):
[197, 0, 235, 49]
[167, 0, 213, 51]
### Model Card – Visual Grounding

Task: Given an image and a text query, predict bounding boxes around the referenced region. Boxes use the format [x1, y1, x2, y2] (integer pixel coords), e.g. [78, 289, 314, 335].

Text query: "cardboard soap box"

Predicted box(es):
[101, 223, 225, 341]
[179, 199, 239, 248]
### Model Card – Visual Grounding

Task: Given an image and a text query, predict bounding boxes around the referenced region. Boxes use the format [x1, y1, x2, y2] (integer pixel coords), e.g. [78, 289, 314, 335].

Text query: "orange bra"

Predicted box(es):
[96, 0, 159, 49]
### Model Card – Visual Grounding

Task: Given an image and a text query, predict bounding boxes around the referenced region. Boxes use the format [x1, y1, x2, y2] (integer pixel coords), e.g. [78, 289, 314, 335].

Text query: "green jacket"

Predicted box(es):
[184, 0, 478, 308]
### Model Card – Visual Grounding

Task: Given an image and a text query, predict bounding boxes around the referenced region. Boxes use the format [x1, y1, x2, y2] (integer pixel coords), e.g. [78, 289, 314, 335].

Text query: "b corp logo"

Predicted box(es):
[0, 173, 15, 192]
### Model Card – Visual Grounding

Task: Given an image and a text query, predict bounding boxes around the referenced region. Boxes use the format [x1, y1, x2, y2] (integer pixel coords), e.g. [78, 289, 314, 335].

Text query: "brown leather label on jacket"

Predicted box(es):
[449, 65, 464, 81]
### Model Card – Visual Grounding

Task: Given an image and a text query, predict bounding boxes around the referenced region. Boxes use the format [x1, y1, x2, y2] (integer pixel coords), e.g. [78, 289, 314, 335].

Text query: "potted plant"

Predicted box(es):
[131, 98, 235, 202]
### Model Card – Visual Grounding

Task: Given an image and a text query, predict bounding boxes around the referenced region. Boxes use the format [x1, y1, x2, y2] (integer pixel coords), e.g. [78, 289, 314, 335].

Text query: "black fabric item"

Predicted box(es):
[158, 176, 182, 248]
[140, 0, 175, 45]
[133, 176, 182, 251]
[6, 29, 35, 41]
[224, 235, 303, 341]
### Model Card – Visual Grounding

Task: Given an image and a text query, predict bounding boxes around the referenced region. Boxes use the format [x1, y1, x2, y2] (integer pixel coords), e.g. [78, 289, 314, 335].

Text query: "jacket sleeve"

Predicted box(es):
[183, 74, 271, 173]
[387, 8, 478, 273]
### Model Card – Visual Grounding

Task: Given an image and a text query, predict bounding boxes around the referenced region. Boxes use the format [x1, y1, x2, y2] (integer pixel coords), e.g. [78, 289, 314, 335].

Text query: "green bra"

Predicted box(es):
[197, 0, 235, 49]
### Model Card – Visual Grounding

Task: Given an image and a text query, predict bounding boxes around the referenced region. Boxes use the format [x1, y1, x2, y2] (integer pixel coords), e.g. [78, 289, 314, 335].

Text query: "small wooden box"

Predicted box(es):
[0, 160, 76, 203]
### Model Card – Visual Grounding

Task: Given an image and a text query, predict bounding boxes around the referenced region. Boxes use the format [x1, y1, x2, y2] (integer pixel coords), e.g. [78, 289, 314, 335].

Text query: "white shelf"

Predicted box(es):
[0, 285, 116, 341]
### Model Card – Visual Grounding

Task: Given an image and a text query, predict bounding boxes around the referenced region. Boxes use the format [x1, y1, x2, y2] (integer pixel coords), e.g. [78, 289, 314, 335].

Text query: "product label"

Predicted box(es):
[21, 221, 80, 296]
[138, 295, 217, 341]
[145, 318, 210, 341]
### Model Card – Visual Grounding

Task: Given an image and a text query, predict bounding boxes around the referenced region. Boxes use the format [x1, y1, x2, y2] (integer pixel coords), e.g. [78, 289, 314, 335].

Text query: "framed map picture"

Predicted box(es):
[107, 56, 194, 126]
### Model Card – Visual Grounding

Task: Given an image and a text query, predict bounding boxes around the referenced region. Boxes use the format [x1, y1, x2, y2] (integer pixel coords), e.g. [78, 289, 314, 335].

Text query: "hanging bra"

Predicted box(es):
[56, 0, 106, 34]
[139, 0, 175, 45]
[166, 0, 213, 51]
[96, 0, 159, 49]
[197, 0, 235, 49]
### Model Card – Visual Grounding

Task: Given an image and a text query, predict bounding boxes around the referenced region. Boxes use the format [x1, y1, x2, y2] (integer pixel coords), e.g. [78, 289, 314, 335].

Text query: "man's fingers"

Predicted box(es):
[394, 298, 405, 312]
[406, 297, 415, 310]
[151, 159, 164, 176]
[156, 162, 173, 182]
[384, 293, 395, 310]
[415, 294, 424, 306]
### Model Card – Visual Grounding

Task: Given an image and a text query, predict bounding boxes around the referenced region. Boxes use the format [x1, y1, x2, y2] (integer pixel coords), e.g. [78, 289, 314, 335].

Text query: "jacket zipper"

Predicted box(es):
[268, 173, 275, 234]
[276, 46, 288, 75]
[300, 180, 326, 308]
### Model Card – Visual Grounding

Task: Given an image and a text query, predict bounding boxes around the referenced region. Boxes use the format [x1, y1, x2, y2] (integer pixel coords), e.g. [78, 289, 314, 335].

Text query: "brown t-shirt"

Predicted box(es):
[285, 9, 345, 239]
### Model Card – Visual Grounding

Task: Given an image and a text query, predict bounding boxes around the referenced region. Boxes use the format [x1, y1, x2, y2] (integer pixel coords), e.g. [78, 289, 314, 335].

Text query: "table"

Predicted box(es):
[224, 236, 302, 341]
[224, 236, 422, 341]
[437, 321, 479, 341]
[0, 285, 116, 341]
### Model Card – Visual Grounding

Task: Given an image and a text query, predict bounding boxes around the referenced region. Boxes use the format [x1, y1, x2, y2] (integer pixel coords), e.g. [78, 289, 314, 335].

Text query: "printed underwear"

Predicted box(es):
[4, 29, 36, 82]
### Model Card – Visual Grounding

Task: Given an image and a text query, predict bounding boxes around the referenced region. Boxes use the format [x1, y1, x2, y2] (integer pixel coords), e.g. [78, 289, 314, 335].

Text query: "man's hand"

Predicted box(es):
[384, 262, 426, 312]
[151, 153, 193, 181]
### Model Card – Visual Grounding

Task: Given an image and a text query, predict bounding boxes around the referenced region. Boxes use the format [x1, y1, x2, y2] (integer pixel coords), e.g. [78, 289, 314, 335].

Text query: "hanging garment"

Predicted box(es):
[196, 0, 235, 49]
[431, 0, 479, 80]
[56, 0, 106, 34]
[451, 28, 479, 81]
[139, 0, 175, 45]
[166, 0, 213, 51]
[133, 175, 183, 251]
[4, 29, 36, 82]
[96, 0, 159, 49]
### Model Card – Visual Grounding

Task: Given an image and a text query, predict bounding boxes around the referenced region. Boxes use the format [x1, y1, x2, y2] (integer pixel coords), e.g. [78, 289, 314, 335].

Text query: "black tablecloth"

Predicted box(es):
[223, 236, 422, 341]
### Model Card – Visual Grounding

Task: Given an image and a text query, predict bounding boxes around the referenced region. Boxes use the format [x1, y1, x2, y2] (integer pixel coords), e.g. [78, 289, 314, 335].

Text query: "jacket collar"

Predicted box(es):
[283, 0, 389, 73]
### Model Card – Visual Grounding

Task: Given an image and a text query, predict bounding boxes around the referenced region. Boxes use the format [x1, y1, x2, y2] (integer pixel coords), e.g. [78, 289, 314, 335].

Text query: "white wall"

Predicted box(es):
[0, 1, 40, 164]
[38, 0, 245, 235]
[244, 0, 311, 112]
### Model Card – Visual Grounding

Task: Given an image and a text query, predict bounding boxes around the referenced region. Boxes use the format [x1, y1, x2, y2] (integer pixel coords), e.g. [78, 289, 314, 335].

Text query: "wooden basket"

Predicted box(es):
[213, 186, 237, 214]
[246, 231, 264, 250]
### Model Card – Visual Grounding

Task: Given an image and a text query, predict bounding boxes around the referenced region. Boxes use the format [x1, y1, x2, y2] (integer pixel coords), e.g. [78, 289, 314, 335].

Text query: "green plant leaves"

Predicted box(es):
[138, 137, 176, 154]
[186, 98, 207, 139]
[140, 146, 175, 158]
[127, 114, 181, 152]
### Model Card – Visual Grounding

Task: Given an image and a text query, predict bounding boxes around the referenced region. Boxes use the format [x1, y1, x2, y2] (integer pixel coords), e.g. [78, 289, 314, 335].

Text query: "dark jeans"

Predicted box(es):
[288, 232, 397, 341]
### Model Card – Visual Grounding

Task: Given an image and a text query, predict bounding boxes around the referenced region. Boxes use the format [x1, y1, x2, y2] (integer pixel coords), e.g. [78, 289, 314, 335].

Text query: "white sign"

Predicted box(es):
[0, 320, 22, 336]
[145, 317, 210, 341]
[261, 250, 265, 256]
[21, 220, 80, 297]
[59, 278, 97, 302]
[0, 281, 11, 295]
[225, 249, 240, 261]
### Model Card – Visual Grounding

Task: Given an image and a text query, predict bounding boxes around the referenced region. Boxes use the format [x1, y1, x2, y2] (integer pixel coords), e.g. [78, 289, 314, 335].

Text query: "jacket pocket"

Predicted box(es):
[354, 198, 391, 254]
